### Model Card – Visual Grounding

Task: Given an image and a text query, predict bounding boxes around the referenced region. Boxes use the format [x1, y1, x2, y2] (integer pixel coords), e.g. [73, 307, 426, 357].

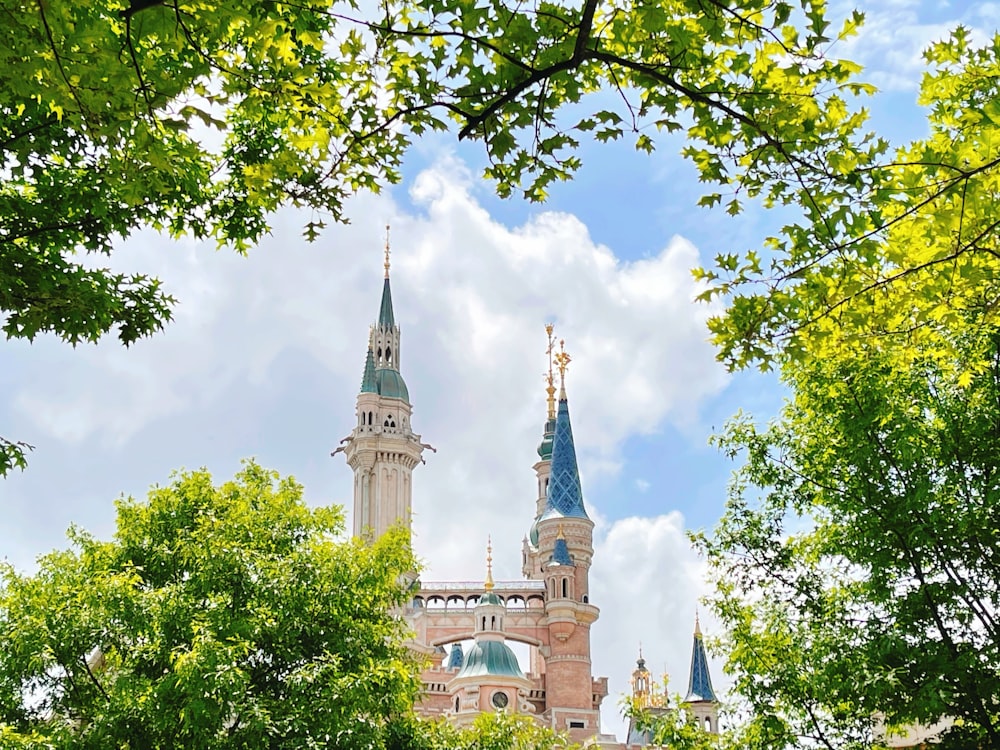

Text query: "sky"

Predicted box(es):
[2, 0, 996, 741]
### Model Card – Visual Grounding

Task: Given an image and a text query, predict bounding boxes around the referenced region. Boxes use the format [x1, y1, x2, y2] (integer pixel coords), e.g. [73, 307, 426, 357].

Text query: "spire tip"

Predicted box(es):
[484, 536, 494, 591]
[384, 224, 391, 279]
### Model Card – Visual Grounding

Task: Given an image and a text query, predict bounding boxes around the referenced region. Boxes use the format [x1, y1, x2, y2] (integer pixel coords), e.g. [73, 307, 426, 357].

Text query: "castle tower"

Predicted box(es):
[533, 340, 604, 740]
[684, 613, 719, 734]
[449, 541, 533, 723]
[335, 229, 425, 541]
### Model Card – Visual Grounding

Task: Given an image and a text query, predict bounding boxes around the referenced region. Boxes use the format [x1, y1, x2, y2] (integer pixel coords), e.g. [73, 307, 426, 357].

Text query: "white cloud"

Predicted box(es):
[591, 513, 721, 739]
[835, 0, 997, 92]
[4, 156, 728, 743]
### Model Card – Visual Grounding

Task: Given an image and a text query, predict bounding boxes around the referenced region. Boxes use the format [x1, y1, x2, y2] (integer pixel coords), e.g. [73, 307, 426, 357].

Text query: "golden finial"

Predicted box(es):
[384, 224, 391, 278]
[554, 338, 571, 399]
[544, 324, 557, 420]
[694, 609, 702, 637]
[484, 536, 494, 591]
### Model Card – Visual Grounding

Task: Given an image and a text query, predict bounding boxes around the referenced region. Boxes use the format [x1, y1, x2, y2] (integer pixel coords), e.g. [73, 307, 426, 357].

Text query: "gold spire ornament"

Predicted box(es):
[384, 224, 391, 278]
[544, 324, 557, 419]
[554, 338, 571, 399]
[484, 536, 495, 591]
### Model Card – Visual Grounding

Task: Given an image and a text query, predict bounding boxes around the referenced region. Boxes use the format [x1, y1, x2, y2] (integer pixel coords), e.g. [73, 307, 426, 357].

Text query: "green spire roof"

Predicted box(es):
[360, 347, 377, 393]
[378, 277, 395, 329]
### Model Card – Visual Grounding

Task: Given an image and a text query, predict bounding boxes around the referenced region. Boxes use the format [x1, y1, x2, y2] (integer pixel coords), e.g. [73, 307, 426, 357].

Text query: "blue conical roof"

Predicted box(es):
[360, 347, 377, 393]
[550, 536, 574, 566]
[378, 277, 395, 329]
[447, 642, 464, 670]
[685, 621, 716, 703]
[541, 398, 589, 520]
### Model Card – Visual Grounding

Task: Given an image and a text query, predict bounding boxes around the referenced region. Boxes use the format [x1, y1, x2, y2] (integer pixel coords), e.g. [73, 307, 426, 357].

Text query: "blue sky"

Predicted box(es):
[2, 0, 996, 740]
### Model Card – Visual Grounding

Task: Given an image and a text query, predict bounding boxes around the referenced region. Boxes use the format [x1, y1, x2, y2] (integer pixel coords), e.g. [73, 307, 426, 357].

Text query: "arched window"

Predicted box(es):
[582, 594, 589, 603]
[386, 347, 392, 362]
[561, 578, 568, 598]
[378, 347, 383, 361]
[490, 615, 496, 630]
[455, 696, 460, 713]
[482, 616, 487, 630]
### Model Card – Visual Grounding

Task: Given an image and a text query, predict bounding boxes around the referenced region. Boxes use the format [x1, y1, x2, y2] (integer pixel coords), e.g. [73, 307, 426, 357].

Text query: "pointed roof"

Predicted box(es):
[360, 346, 377, 393]
[541, 397, 589, 520]
[549, 525, 574, 566]
[685, 614, 716, 703]
[378, 276, 395, 329]
[447, 642, 464, 670]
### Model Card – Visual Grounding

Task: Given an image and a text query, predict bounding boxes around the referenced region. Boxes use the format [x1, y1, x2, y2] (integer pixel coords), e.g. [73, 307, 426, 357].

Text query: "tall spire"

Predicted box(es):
[685, 612, 716, 703]
[541, 341, 589, 520]
[378, 224, 396, 330]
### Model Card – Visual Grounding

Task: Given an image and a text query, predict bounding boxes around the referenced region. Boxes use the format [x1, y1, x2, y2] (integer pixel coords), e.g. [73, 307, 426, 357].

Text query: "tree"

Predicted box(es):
[696, 326, 1000, 749]
[0, 461, 422, 748]
[399, 710, 581, 750]
[3, 0, 872, 474]
[702, 28, 1000, 371]
[1, 0, 867, 347]
[623, 681, 722, 750]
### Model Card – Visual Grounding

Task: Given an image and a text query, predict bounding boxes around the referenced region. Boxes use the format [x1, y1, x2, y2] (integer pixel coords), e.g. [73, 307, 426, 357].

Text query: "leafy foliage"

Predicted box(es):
[2, 0, 870, 474]
[0, 0, 867, 347]
[697, 328, 1000, 749]
[402, 710, 581, 750]
[0, 461, 421, 748]
[623, 683, 722, 750]
[702, 28, 1000, 371]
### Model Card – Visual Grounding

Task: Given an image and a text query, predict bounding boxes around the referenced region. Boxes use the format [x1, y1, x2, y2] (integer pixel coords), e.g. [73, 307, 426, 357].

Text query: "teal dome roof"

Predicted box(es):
[456, 640, 524, 679]
[528, 518, 540, 548]
[479, 590, 502, 606]
[537, 417, 555, 459]
[375, 368, 409, 401]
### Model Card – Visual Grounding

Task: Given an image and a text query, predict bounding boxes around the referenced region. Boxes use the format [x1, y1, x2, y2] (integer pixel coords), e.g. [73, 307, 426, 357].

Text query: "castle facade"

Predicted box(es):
[334, 255, 718, 747]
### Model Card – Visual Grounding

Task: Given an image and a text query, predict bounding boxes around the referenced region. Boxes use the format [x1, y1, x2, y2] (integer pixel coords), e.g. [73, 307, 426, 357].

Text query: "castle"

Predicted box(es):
[333, 248, 719, 747]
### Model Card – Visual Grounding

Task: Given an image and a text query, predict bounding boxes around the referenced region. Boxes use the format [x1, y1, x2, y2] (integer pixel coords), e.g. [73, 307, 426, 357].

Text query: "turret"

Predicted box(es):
[333, 227, 427, 541]
[449, 540, 533, 722]
[684, 613, 719, 734]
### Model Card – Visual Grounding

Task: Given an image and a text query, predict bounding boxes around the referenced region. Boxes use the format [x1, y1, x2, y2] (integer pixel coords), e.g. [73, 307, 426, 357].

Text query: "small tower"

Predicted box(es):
[631, 649, 652, 709]
[684, 613, 719, 734]
[625, 649, 661, 748]
[335, 228, 426, 541]
[449, 540, 533, 722]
